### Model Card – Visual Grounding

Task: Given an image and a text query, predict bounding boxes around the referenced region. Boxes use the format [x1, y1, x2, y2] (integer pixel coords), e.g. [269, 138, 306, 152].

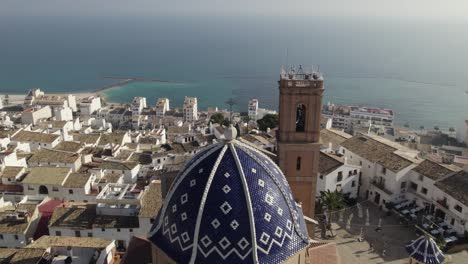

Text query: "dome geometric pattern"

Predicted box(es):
[148, 140, 310, 263]
[405, 236, 445, 264]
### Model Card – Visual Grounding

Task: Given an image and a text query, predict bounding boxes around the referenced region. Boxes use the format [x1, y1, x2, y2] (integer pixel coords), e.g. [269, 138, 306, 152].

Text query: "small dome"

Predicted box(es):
[148, 140, 310, 263]
[405, 236, 445, 264]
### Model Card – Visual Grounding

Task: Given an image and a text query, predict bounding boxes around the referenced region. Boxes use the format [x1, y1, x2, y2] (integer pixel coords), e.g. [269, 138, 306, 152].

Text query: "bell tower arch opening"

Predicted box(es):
[296, 104, 306, 132]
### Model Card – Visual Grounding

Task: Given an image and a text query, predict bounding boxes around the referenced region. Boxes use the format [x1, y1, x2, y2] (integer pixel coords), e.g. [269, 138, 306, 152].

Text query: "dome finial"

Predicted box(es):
[224, 124, 237, 141]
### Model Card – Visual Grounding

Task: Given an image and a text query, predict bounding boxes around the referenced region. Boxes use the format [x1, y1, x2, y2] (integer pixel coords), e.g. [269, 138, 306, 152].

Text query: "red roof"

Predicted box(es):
[38, 199, 63, 215]
[0, 184, 23, 193]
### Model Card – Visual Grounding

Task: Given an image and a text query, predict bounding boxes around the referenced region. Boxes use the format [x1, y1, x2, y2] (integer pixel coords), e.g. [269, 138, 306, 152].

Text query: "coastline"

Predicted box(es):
[0, 92, 116, 105]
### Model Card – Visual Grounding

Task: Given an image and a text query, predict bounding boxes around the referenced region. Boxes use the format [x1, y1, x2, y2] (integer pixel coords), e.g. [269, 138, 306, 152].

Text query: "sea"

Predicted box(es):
[0, 15, 467, 129]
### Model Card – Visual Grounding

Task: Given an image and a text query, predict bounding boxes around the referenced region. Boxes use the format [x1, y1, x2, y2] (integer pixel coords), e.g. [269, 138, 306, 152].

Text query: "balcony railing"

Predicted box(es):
[371, 179, 393, 195]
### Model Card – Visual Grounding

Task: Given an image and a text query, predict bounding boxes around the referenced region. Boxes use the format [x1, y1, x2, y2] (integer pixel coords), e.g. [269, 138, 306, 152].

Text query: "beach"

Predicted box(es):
[0, 92, 101, 105]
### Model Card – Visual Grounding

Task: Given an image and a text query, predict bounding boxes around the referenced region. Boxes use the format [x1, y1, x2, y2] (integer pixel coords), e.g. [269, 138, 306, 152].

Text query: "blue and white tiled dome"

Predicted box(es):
[148, 134, 310, 263]
[405, 236, 445, 264]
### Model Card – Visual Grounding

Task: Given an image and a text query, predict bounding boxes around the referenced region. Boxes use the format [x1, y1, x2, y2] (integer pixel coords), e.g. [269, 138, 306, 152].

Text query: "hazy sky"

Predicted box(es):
[2, 0, 468, 19]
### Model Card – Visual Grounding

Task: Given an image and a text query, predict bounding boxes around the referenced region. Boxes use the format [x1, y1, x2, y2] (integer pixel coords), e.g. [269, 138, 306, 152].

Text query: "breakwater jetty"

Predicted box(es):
[94, 76, 180, 92]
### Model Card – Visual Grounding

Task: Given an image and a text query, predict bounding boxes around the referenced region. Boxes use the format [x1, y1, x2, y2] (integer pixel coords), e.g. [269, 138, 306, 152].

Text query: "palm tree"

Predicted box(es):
[319, 190, 346, 222]
[419, 125, 424, 131]
[318, 190, 346, 237]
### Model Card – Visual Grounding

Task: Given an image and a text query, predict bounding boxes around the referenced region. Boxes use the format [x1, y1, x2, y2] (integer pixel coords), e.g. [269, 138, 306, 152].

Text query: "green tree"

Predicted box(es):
[449, 127, 455, 132]
[210, 113, 230, 126]
[257, 114, 279, 131]
[434, 126, 440, 131]
[319, 190, 346, 212]
[404, 122, 410, 128]
[419, 125, 425, 130]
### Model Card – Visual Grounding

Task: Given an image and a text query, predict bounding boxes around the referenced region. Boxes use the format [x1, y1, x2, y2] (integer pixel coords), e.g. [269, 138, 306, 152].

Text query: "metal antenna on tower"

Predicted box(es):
[225, 98, 236, 123]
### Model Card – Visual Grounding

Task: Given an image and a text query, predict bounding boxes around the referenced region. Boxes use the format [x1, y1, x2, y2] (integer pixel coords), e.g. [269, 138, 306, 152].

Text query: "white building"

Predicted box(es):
[48, 182, 159, 251]
[350, 106, 394, 128]
[21, 106, 52, 125]
[99, 160, 140, 184]
[11, 130, 62, 151]
[25, 89, 77, 112]
[317, 152, 361, 199]
[183, 96, 198, 122]
[248, 99, 259, 121]
[0, 200, 41, 248]
[340, 134, 420, 207]
[28, 236, 117, 264]
[156, 98, 170, 117]
[27, 148, 82, 172]
[405, 160, 467, 235]
[49, 202, 139, 251]
[79, 96, 102, 116]
[131, 97, 147, 115]
[53, 106, 74, 121]
[323, 103, 394, 134]
[0, 112, 14, 128]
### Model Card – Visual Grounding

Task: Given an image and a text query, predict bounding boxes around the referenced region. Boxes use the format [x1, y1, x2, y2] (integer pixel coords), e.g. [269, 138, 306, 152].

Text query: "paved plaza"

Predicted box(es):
[315, 202, 468, 264]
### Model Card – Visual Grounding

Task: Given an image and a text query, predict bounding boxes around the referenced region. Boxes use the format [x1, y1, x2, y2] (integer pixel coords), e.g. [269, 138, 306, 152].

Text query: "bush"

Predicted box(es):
[257, 114, 278, 131]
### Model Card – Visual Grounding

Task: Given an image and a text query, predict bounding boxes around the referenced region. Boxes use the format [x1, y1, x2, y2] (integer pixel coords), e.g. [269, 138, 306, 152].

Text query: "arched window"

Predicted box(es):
[296, 104, 306, 132]
[38, 185, 49, 195]
[296, 157, 301, 171]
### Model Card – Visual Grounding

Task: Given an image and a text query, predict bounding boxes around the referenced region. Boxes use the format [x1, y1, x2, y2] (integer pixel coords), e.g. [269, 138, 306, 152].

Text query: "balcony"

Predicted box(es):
[436, 199, 449, 209]
[371, 179, 393, 195]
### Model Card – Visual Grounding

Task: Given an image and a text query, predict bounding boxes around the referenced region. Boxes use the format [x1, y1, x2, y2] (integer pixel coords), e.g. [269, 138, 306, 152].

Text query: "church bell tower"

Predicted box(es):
[277, 66, 324, 218]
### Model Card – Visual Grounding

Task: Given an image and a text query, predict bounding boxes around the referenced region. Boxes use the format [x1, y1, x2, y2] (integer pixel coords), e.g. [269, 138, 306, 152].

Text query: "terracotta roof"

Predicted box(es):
[320, 128, 351, 149]
[99, 173, 122, 184]
[49, 205, 95, 229]
[413, 159, 459, 181]
[36, 120, 68, 129]
[306, 242, 341, 264]
[54, 141, 83, 152]
[319, 152, 344, 175]
[0, 129, 18, 139]
[139, 181, 162, 218]
[434, 170, 468, 207]
[100, 161, 138, 171]
[28, 235, 112, 249]
[116, 149, 133, 160]
[81, 146, 105, 156]
[0, 248, 46, 264]
[0, 166, 24, 179]
[28, 148, 80, 164]
[62, 173, 91, 188]
[0, 206, 36, 234]
[72, 133, 101, 145]
[22, 167, 71, 186]
[166, 126, 190, 134]
[341, 135, 413, 172]
[12, 130, 59, 144]
[98, 133, 126, 145]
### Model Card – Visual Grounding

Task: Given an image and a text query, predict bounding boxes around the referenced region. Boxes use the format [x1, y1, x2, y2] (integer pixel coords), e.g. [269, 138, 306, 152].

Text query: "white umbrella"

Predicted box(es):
[346, 213, 354, 230]
[357, 203, 363, 218]
[365, 208, 370, 226]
